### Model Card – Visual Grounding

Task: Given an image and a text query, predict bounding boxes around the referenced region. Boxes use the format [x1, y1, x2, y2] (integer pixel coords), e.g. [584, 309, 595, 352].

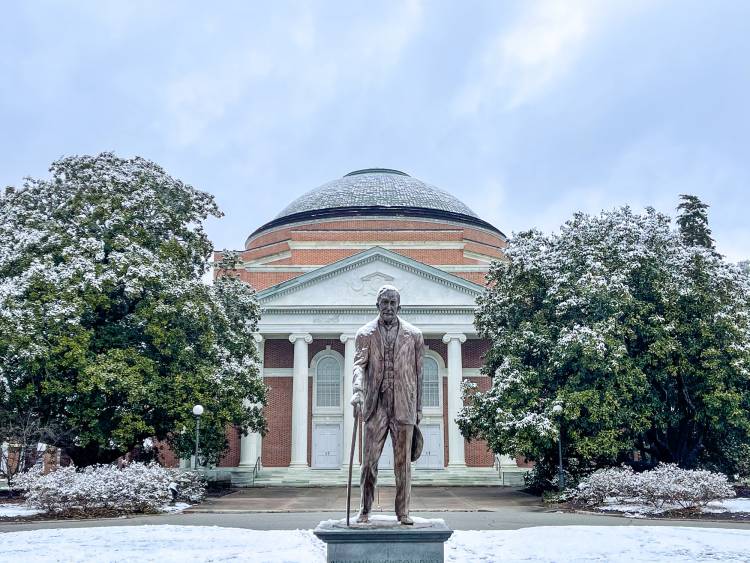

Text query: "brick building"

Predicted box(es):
[212, 168, 524, 484]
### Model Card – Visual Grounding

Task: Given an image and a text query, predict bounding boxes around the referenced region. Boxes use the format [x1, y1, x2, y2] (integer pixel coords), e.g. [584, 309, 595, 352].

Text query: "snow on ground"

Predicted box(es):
[1, 525, 750, 562]
[159, 502, 191, 513]
[0, 505, 44, 518]
[598, 496, 750, 516]
[0, 503, 190, 518]
[703, 498, 750, 513]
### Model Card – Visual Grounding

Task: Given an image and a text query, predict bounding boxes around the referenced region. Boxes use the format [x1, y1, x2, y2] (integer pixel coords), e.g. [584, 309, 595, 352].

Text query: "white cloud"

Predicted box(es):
[526, 134, 750, 260]
[463, 176, 507, 233]
[160, 1, 424, 149]
[455, 0, 645, 113]
[164, 52, 273, 147]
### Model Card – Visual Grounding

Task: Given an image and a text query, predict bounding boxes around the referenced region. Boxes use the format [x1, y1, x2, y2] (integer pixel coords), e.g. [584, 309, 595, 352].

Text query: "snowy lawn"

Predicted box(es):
[598, 497, 750, 516]
[0, 505, 45, 518]
[1, 525, 750, 562]
[0, 503, 190, 519]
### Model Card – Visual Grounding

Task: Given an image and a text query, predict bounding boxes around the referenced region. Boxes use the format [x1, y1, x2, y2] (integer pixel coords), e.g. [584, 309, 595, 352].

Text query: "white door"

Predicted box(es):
[313, 423, 341, 468]
[416, 424, 443, 469]
[378, 433, 394, 469]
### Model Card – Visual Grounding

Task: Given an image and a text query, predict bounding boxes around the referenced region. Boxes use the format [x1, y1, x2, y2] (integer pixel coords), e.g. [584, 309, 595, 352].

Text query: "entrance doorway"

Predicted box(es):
[312, 423, 341, 468]
[416, 424, 444, 469]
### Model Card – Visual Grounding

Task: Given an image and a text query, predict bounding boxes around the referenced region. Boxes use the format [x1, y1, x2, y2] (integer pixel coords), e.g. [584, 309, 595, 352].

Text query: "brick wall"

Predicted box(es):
[465, 376, 494, 467]
[425, 339, 447, 363]
[262, 377, 293, 466]
[264, 339, 294, 368]
[157, 440, 179, 468]
[238, 270, 299, 291]
[309, 339, 345, 358]
[463, 339, 490, 368]
[242, 218, 505, 254]
[217, 427, 240, 467]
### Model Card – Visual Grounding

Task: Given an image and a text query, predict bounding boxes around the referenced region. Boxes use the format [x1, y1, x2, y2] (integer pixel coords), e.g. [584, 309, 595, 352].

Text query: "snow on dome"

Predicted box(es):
[274, 169, 479, 220]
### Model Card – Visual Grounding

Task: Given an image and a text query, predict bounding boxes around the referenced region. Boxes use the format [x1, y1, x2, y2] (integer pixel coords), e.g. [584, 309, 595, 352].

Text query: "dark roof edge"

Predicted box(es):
[246, 205, 507, 246]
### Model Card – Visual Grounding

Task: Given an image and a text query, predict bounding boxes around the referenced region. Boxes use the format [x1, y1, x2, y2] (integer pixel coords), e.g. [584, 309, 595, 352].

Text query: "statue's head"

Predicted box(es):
[376, 285, 401, 324]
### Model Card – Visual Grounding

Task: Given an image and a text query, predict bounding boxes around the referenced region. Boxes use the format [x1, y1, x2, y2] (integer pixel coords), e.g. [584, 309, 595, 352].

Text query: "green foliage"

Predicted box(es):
[459, 198, 750, 487]
[677, 194, 714, 249]
[0, 153, 267, 466]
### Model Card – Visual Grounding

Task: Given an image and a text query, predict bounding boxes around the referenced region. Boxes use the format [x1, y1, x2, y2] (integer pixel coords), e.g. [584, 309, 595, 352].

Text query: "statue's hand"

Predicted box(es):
[350, 390, 364, 408]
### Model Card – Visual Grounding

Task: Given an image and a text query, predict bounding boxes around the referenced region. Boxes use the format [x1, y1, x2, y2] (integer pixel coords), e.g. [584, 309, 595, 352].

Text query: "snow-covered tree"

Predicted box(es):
[0, 153, 266, 466]
[459, 199, 750, 486]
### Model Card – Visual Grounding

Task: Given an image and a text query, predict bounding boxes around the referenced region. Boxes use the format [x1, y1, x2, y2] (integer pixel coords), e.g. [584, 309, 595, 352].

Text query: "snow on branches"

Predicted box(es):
[570, 464, 735, 510]
[460, 203, 750, 481]
[12, 462, 206, 514]
[0, 153, 267, 466]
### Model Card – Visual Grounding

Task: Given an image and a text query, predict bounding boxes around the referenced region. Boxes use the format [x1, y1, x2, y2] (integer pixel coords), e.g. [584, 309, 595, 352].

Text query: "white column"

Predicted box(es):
[340, 333, 358, 468]
[239, 334, 264, 467]
[289, 333, 313, 468]
[443, 333, 467, 467]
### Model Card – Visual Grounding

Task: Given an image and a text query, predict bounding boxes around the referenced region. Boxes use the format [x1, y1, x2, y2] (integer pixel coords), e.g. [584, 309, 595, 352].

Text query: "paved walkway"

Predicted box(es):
[190, 486, 540, 513]
[2, 487, 749, 532]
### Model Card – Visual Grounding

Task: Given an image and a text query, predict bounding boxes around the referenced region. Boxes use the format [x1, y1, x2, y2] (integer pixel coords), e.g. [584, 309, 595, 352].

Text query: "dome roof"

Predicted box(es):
[248, 168, 503, 241]
[275, 168, 479, 219]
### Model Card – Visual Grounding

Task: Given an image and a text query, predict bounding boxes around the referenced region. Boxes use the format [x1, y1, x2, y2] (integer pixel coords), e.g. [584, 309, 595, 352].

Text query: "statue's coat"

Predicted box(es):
[352, 316, 424, 425]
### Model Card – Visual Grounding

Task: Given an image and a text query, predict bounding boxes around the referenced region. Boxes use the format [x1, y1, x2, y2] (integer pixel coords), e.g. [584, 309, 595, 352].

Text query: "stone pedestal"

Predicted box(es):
[314, 516, 453, 563]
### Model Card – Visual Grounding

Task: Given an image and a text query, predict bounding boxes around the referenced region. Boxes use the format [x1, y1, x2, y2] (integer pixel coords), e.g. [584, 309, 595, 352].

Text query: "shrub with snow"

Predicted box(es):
[569, 465, 639, 506]
[12, 462, 206, 514]
[569, 464, 735, 510]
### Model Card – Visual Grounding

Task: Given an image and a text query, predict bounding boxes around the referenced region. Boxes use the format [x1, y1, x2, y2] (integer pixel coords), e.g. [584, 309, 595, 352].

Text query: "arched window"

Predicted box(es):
[422, 356, 440, 408]
[316, 356, 341, 408]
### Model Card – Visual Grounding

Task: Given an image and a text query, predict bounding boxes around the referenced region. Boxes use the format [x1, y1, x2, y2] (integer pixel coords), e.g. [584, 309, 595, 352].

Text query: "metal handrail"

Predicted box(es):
[494, 454, 507, 486]
[251, 456, 262, 486]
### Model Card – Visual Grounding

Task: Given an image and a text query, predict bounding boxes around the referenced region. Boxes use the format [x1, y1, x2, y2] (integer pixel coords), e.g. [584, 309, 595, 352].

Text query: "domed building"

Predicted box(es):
[214, 169, 526, 485]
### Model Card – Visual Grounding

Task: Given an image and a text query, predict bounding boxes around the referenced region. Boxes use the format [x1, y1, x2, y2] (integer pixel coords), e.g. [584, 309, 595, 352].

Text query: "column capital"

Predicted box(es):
[339, 333, 357, 343]
[442, 333, 467, 344]
[289, 333, 313, 344]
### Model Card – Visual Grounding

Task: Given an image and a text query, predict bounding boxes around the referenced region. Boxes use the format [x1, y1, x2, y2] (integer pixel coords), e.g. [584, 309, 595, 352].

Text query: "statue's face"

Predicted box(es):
[377, 290, 401, 324]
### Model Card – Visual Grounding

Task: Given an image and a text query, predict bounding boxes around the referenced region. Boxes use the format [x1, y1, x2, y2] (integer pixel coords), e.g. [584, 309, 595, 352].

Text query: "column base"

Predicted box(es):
[447, 462, 467, 468]
[288, 461, 310, 469]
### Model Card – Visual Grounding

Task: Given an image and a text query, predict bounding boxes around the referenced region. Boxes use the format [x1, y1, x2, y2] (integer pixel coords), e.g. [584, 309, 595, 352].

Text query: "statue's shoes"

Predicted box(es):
[398, 515, 414, 525]
[356, 512, 369, 524]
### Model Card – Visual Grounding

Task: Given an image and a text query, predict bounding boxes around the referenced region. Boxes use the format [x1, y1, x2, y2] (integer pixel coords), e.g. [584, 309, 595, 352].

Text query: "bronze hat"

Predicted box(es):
[411, 424, 423, 462]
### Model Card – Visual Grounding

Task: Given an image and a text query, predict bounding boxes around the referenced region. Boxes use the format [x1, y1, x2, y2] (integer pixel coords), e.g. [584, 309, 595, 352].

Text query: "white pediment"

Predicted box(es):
[257, 248, 481, 308]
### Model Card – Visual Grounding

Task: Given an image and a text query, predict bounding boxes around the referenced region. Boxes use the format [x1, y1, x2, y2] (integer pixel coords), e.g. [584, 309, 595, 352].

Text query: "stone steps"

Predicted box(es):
[221, 466, 527, 488]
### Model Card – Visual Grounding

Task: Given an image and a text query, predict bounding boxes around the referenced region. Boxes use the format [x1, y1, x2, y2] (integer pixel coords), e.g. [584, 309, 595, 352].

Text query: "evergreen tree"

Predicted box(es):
[0, 153, 266, 466]
[459, 202, 750, 487]
[677, 194, 715, 249]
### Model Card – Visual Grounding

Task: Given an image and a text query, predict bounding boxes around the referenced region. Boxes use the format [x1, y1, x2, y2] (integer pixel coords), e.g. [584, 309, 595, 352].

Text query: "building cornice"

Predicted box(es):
[261, 305, 478, 316]
[256, 247, 485, 302]
[245, 213, 507, 249]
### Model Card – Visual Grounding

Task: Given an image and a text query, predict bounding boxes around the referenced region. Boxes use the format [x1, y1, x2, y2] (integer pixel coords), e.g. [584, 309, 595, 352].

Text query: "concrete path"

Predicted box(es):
[2, 487, 749, 532]
[189, 486, 540, 513]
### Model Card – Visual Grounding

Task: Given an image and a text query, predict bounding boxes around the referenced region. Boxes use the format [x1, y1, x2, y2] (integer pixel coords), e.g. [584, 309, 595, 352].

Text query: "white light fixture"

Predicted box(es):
[192, 404, 204, 416]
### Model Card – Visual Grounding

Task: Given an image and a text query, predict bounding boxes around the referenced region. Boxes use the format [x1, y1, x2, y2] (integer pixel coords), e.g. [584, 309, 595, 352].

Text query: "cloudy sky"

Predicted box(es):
[2, 1, 748, 260]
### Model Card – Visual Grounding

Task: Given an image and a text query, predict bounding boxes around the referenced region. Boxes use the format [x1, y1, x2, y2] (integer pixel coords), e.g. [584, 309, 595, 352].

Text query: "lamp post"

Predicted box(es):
[193, 404, 204, 470]
[552, 404, 564, 491]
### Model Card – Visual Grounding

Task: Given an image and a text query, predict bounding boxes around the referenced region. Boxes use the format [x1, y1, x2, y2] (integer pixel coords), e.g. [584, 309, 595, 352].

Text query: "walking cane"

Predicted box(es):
[346, 403, 360, 526]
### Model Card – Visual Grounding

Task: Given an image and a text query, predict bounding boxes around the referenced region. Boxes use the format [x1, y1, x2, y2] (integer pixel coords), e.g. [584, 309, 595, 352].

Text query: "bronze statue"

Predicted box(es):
[350, 285, 424, 525]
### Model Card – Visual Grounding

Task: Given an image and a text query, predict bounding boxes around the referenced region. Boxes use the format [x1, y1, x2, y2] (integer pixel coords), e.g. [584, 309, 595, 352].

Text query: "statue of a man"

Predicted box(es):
[351, 285, 424, 525]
